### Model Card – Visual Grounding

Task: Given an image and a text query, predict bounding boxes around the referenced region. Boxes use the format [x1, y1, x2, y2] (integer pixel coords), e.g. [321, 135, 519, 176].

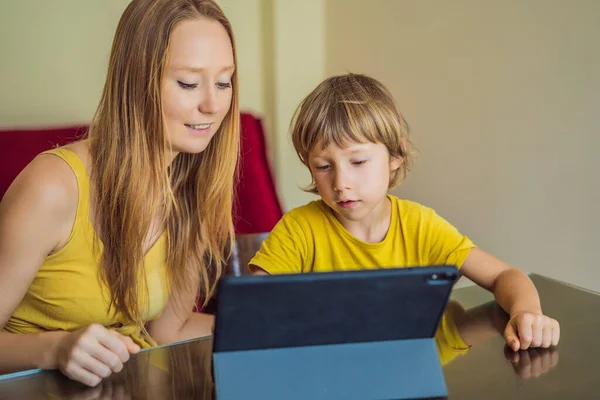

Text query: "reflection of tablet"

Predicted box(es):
[213, 265, 458, 353]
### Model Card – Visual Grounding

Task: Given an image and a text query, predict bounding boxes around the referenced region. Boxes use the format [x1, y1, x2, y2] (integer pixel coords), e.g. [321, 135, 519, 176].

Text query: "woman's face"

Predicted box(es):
[161, 17, 234, 158]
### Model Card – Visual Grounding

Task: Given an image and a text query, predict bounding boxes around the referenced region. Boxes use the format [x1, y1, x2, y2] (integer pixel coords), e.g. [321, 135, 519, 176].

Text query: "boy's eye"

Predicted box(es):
[315, 164, 330, 171]
[352, 160, 367, 166]
[178, 81, 197, 90]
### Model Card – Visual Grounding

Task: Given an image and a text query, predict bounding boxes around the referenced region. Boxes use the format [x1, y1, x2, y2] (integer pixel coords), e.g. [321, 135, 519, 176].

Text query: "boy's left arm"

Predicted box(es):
[459, 248, 560, 352]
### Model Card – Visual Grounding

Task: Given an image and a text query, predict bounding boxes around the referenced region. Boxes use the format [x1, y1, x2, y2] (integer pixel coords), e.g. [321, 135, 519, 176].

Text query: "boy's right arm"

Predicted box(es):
[0, 156, 137, 386]
[251, 268, 269, 275]
[246, 212, 308, 275]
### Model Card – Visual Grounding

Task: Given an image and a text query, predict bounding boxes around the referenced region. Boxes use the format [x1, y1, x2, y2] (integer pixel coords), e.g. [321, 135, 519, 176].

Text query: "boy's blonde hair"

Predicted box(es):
[291, 73, 416, 194]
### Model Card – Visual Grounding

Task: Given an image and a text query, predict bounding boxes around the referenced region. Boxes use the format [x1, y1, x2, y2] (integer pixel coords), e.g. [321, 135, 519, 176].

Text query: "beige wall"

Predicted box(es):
[269, 0, 326, 209]
[326, 0, 600, 291]
[0, 0, 131, 128]
[218, 0, 326, 210]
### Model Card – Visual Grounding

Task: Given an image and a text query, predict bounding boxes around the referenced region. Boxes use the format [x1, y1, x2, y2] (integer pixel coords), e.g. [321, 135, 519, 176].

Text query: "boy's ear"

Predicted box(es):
[390, 156, 403, 172]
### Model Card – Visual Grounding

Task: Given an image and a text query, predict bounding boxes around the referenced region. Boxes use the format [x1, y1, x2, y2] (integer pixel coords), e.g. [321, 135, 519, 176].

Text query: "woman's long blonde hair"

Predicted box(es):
[87, 0, 239, 326]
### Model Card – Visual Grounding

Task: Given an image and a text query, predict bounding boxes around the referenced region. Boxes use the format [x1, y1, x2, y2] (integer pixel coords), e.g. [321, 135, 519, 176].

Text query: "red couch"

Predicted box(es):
[0, 113, 282, 234]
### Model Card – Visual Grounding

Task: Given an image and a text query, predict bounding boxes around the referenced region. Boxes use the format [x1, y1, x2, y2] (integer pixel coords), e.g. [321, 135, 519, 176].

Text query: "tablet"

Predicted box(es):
[213, 265, 458, 353]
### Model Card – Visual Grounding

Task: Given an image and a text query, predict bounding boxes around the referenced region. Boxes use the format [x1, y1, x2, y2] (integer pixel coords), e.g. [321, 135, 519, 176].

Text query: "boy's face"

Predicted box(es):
[308, 141, 401, 227]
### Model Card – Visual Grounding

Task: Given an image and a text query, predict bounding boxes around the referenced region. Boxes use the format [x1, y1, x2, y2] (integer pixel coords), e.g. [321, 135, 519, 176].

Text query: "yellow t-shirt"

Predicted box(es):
[250, 195, 475, 274]
[436, 301, 471, 365]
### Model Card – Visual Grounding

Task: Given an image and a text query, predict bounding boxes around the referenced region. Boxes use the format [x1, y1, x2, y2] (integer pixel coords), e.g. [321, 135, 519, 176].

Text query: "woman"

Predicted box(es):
[0, 0, 239, 387]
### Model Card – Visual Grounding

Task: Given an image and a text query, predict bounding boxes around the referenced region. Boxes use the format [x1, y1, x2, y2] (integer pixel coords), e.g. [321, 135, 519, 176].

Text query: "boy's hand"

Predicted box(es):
[504, 311, 560, 352]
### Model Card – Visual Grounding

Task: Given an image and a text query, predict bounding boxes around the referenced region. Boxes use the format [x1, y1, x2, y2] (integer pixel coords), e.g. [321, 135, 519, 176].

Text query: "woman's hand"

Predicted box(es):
[53, 324, 140, 387]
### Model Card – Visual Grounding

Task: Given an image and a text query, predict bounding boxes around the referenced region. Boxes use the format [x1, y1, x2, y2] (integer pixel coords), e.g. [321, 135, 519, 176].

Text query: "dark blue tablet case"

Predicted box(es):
[212, 266, 457, 400]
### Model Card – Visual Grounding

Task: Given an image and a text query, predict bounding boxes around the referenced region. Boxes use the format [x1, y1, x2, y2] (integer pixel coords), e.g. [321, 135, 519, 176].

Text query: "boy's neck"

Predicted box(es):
[335, 196, 393, 244]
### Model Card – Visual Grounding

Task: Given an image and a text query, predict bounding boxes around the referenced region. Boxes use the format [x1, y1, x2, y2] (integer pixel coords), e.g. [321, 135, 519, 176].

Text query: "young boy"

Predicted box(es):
[250, 73, 559, 352]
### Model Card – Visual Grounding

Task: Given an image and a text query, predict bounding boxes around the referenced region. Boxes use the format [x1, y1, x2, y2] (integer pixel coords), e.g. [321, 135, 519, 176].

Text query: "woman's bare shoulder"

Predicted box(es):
[1, 147, 80, 233]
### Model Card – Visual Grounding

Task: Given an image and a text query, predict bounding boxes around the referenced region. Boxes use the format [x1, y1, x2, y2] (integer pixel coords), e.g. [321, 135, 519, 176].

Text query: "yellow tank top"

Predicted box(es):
[5, 148, 169, 347]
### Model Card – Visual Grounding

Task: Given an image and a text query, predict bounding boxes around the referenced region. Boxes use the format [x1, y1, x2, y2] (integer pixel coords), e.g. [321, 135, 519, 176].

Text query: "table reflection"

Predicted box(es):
[436, 300, 559, 380]
[0, 297, 560, 400]
[0, 337, 213, 400]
